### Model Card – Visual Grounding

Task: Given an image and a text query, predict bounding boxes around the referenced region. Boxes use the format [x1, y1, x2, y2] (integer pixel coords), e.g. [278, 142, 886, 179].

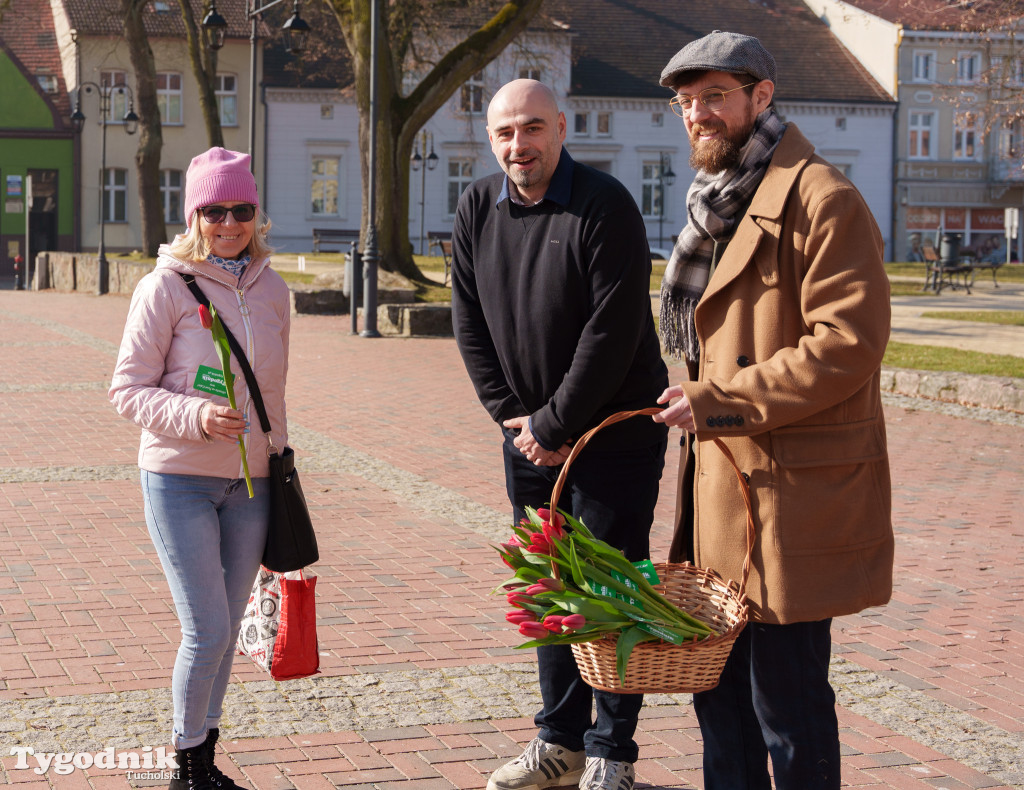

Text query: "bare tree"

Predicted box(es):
[178, 0, 225, 148]
[122, 0, 167, 256]
[322, 0, 545, 280]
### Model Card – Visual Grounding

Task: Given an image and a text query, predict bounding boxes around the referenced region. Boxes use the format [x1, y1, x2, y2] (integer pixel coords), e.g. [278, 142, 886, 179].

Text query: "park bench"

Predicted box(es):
[312, 228, 360, 253]
[922, 242, 973, 295]
[427, 230, 453, 286]
[969, 258, 1006, 288]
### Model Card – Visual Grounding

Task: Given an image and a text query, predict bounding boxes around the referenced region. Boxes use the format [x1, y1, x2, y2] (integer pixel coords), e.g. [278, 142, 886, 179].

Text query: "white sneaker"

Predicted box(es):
[487, 738, 586, 790]
[578, 757, 635, 790]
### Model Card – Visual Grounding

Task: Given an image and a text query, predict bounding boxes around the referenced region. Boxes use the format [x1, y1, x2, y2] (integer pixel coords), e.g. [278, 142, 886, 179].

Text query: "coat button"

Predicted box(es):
[736, 416, 745, 426]
[737, 355, 750, 367]
[715, 416, 726, 427]
[741, 472, 750, 483]
[706, 416, 715, 428]
[725, 416, 735, 426]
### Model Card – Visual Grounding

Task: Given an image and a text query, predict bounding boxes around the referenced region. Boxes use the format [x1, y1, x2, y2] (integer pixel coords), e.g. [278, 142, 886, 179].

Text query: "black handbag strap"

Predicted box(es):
[178, 273, 275, 444]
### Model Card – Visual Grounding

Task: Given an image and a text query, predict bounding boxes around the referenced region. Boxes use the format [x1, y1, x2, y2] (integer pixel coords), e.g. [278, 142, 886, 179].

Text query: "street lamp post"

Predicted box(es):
[360, 0, 381, 338]
[410, 131, 439, 255]
[70, 82, 139, 295]
[203, 0, 309, 169]
[657, 152, 676, 249]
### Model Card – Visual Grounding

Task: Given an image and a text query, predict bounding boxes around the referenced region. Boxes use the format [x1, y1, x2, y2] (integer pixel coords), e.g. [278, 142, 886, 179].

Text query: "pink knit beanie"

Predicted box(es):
[184, 147, 259, 226]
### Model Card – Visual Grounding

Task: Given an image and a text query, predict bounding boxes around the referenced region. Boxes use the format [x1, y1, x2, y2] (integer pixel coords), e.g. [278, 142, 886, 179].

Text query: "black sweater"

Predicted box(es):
[451, 149, 668, 451]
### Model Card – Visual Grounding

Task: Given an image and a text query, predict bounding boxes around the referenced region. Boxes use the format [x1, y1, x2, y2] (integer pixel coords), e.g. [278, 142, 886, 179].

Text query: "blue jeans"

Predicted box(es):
[693, 619, 839, 790]
[141, 471, 269, 750]
[502, 428, 667, 763]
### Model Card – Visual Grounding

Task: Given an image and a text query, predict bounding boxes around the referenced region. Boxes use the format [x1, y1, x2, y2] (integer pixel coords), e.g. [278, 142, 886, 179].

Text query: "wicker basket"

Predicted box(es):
[550, 408, 755, 695]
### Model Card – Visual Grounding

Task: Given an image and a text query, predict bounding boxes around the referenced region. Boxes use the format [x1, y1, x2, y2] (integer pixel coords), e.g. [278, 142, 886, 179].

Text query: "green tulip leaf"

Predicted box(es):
[615, 625, 659, 684]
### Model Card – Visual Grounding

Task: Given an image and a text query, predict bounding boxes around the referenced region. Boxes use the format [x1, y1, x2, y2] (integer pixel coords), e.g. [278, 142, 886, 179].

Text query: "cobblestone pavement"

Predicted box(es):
[0, 290, 1021, 789]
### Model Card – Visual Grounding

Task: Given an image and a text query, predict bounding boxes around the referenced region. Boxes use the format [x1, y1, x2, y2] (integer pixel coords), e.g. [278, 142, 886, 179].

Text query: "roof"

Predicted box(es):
[558, 0, 893, 103]
[0, 0, 72, 121]
[836, 0, 1024, 32]
[59, 0, 252, 40]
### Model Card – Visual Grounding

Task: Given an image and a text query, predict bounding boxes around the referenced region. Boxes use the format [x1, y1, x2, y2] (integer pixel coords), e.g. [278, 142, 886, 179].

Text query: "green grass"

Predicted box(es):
[883, 341, 1024, 378]
[919, 310, 1024, 326]
[276, 270, 317, 285]
[885, 261, 1024, 283]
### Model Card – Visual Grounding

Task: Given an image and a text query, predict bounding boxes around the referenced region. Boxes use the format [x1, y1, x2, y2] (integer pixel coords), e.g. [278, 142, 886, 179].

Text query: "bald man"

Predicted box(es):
[450, 79, 669, 790]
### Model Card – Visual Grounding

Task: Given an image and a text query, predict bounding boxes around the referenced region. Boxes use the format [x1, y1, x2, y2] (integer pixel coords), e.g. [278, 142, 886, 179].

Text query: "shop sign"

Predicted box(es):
[972, 209, 1005, 230]
[906, 206, 942, 229]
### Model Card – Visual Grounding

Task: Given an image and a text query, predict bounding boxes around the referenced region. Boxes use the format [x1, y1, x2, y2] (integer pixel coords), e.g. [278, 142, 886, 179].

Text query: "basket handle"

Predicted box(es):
[545, 408, 755, 600]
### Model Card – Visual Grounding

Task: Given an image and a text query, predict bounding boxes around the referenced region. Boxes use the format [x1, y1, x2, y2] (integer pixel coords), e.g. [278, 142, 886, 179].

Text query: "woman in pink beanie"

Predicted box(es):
[110, 147, 290, 790]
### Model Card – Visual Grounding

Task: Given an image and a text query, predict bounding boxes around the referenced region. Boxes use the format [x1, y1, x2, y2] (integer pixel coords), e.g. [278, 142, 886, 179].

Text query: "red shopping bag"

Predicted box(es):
[236, 567, 320, 680]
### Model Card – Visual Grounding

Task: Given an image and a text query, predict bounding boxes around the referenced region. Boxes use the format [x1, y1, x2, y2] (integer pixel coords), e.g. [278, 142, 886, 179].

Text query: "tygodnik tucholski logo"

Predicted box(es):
[9, 746, 178, 779]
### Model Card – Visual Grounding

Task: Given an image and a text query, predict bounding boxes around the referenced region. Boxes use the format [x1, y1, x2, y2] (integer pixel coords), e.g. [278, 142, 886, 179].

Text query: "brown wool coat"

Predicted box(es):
[670, 124, 894, 625]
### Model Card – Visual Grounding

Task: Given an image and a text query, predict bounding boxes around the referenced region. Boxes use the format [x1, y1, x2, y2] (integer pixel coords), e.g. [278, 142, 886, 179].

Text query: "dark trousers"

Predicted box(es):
[502, 428, 667, 762]
[694, 618, 840, 790]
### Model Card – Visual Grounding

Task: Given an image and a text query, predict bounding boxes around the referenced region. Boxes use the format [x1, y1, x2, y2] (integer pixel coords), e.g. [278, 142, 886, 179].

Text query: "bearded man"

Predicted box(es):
[651, 31, 895, 790]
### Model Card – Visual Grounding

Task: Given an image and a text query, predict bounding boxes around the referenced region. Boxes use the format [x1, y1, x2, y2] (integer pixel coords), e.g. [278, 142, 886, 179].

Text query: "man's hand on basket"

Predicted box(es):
[503, 416, 572, 467]
[653, 385, 696, 433]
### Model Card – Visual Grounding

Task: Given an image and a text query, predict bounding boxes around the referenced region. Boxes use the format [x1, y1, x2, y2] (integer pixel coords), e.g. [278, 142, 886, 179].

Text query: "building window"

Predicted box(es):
[320, 104, 334, 120]
[957, 51, 981, 84]
[574, 112, 589, 136]
[953, 112, 979, 160]
[992, 55, 1024, 87]
[651, 112, 664, 127]
[157, 72, 183, 124]
[908, 111, 935, 159]
[459, 72, 484, 114]
[836, 117, 847, 131]
[997, 121, 1022, 159]
[311, 156, 340, 216]
[160, 169, 183, 223]
[640, 161, 664, 219]
[596, 112, 611, 136]
[518, 66, 542, 81]
[912, 51, 936, 82]
[102, 168, 128, 222]
[37, 73, 59, 93]
[447, 158, 474, 215]
[215, 74, 237, 126]
[100, 71, 129, 122]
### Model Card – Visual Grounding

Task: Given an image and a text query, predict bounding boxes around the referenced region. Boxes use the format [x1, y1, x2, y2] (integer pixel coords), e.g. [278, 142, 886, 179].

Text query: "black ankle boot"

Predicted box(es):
[202, 728, 246, 790]
[169, 742, 213, 790]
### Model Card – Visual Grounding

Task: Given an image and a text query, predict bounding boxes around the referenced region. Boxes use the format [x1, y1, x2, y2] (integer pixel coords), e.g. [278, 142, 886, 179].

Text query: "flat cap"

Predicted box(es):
[660, 30, 777, 88]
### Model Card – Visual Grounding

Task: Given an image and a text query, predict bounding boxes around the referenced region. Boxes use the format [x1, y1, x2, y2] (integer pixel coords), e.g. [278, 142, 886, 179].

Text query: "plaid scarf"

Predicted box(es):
[659, 110, 787, 360]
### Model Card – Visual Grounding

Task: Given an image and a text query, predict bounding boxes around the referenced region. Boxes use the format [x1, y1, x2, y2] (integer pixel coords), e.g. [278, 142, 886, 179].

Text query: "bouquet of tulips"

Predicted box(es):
[498, 506, 715, 683]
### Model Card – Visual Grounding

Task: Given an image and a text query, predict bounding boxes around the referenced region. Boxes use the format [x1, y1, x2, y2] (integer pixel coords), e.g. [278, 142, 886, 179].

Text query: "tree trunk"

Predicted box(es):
[178, 0, 225, 148]
[328, 0, 544, 280]
[123, 0, 167, 257]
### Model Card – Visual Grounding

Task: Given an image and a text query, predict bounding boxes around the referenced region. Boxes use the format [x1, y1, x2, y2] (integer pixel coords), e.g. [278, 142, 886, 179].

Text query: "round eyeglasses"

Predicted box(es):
[669, 83, 756, 117]
[199, 204, 257, 223]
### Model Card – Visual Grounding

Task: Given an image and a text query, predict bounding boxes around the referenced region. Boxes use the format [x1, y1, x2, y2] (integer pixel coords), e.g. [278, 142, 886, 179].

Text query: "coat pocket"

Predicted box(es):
[770, 419, 890, 555]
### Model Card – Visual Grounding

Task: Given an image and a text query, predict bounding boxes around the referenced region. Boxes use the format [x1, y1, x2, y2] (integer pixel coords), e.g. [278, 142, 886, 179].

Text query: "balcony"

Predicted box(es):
[990, 158, 1024, 182]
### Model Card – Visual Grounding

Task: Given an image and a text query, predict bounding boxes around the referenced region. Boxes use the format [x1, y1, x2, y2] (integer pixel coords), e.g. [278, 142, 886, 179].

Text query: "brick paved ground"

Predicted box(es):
[0, 289, 1021, 789]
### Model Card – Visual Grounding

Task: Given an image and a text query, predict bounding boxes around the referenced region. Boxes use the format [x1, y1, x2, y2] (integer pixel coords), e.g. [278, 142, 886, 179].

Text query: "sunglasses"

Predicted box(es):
[198, 204, 257, 223]
[669, 83, 757, 116]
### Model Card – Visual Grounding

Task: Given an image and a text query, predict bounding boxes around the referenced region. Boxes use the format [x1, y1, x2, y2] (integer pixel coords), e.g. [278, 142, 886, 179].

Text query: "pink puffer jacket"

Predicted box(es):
[109, 247, 291, 478]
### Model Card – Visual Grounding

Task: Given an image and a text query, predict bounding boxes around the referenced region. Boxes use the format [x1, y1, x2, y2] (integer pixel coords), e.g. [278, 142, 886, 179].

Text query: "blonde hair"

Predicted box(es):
[167, 208, 274, 262]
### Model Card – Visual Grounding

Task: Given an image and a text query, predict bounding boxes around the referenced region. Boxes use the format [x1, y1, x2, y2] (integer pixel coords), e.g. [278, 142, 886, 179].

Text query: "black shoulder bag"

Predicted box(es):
[180, 273, 318, 572]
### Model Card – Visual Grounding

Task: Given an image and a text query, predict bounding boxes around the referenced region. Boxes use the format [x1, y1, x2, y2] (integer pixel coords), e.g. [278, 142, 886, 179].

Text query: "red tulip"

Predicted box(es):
[198, 304, 213, 330]
[525, 578, 563, 596]
[537, 508, 565, 540]
[506, 610, 537, 625]
[561, 614, 586, 631]
[506, 592, 535, 608]
[518, 621, 549, 639]
[543, 615, 565, 632]
[527, 532, 553, 555]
